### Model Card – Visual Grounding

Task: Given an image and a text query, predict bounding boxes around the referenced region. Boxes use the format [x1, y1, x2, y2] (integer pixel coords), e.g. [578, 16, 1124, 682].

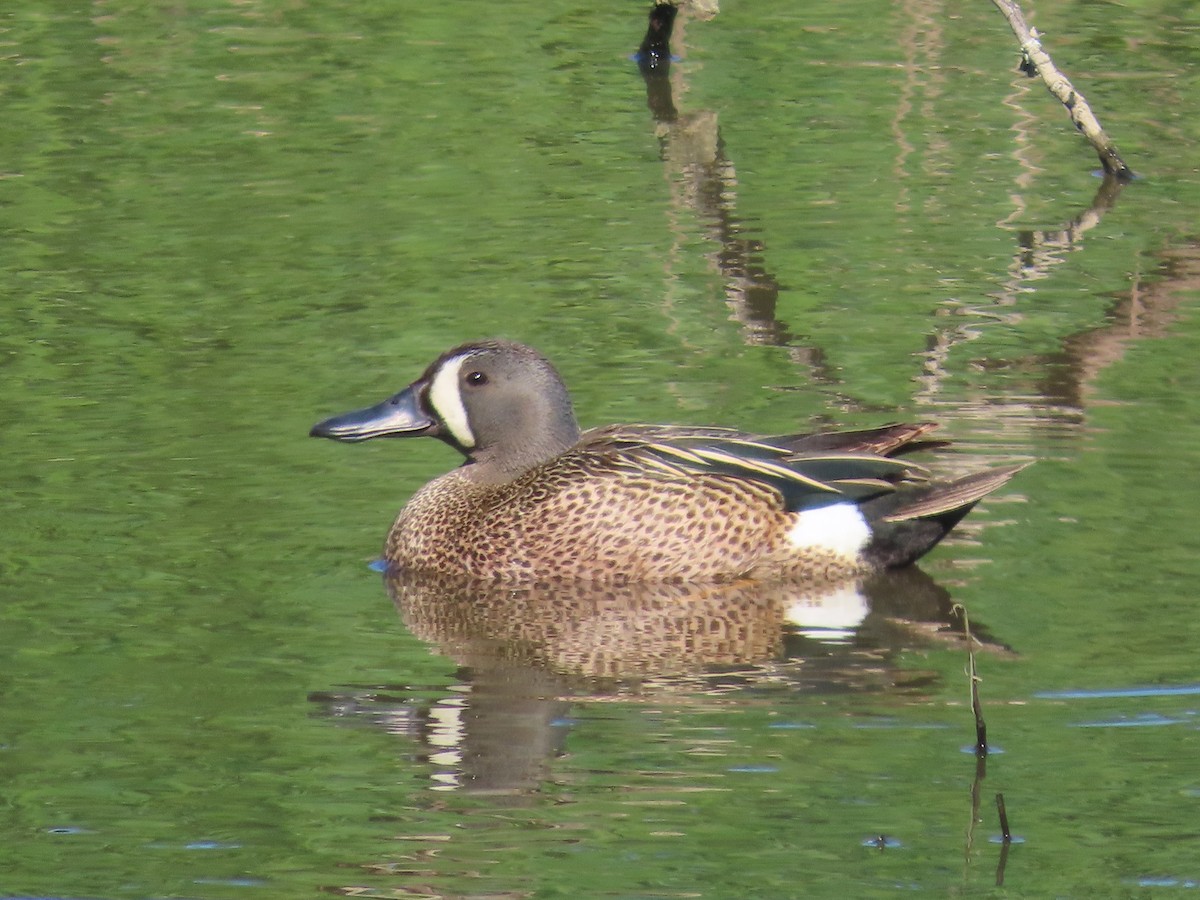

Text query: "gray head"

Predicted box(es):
[311, 340, 582, 480]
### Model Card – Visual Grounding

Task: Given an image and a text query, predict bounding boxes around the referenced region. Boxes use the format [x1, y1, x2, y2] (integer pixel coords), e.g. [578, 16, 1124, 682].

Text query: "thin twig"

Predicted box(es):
[954, 604, 988, 755]
[956, 602, 989, 880]
[970, 653, 987, 755]
[990, 0, 1133, 179]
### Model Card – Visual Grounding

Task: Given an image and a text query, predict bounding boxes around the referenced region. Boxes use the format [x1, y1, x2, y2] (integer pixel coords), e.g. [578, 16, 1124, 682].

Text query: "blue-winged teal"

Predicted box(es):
[311, 340, 1026, 583]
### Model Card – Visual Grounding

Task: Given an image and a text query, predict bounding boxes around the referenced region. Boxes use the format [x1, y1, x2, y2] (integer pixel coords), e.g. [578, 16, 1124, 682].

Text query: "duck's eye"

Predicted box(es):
[465, 370, 488, 387]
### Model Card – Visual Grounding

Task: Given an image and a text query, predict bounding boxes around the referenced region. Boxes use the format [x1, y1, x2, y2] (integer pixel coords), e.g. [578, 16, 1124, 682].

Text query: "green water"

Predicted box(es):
[3, 0, 1199, 897]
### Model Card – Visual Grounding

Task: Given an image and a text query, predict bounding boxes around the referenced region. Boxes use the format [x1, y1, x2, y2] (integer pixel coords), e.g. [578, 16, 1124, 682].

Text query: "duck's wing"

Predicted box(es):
[578, 424, 926, 510]
[586, 422, 941, 457]
[769, 422, 942, 457]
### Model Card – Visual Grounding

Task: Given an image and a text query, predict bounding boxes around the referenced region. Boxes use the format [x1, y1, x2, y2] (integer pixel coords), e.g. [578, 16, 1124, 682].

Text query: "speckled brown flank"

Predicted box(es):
[386, 444, 871, 583]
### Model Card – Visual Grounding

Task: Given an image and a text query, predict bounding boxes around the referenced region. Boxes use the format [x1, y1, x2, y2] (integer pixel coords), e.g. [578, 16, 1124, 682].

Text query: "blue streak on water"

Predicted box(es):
[987, 835, 1027, 844]
[367, 558, 389, 572]
[1073, 713, 1188, 728]
[1036, 684, 1200, 700]
[44, 826, 90, 835]
[1134, 877, 1199, 888]
[768, 721, 816, 730]
[185, 840, 242, 850]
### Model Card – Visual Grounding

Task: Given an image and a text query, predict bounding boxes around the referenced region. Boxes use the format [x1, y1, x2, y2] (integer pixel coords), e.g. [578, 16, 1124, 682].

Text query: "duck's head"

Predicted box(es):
[310, 340, 582, 479]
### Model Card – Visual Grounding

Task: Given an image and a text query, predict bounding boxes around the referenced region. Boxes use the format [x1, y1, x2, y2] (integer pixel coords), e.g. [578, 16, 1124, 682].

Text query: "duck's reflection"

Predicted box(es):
[391, 567, 1007, 681]
[313, 568, 1008, 796]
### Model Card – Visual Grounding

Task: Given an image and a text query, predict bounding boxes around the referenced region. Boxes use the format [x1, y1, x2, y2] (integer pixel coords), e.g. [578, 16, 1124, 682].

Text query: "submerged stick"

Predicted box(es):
[996, 792, 1012, 841]
[990, 0, 1133, 180]
[636, 1, 678, 75]
[995, 792, 1013, 885]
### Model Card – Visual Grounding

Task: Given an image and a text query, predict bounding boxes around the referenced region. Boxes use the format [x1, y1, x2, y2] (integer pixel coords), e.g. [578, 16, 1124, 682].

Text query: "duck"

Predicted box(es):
[310, 339, 1026, 583]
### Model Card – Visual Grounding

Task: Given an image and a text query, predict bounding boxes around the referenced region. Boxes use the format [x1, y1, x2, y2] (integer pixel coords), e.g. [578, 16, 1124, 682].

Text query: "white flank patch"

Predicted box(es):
[427, 354, 476, 448]
[785, 502, 871, 558]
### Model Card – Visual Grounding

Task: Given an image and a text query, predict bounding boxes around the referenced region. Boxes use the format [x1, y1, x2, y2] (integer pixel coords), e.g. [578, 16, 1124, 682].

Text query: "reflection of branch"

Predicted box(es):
[994, 172, 1125, 306]
[966, 747, 986, 877]
[647, 96, 794, 346]
[684, 142, 794, 347]
[990, 0, 1132, 179]
[914, 174, 1126, 406]
[1047, 238, 1200, 408]
[998, 68, 1041, 195]
[890, 0, 949, 210]
[637, 3, 836, 378]
[916, 236, 1199, 426]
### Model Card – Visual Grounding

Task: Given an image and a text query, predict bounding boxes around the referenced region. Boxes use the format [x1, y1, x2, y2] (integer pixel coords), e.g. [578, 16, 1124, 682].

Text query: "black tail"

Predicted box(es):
[860, 464, 1029, 568]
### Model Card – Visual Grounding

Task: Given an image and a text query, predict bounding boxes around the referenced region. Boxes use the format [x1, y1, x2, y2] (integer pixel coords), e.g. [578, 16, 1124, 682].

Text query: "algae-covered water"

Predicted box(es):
[3, 1, 1199, 896]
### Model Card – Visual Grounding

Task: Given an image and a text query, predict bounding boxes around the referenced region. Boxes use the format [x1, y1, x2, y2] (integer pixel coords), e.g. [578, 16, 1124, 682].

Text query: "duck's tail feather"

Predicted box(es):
[860, 463, 1029, 568]
[881, 463, 1029, 522]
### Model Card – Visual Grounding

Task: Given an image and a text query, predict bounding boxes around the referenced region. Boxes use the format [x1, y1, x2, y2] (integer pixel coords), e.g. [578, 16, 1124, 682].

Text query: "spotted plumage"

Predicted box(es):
[311, 340, 1026, 583]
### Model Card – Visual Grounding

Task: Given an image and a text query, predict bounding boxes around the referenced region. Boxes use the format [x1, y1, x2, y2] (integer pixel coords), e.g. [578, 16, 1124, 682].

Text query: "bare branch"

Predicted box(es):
[991, 0, 1133, 180]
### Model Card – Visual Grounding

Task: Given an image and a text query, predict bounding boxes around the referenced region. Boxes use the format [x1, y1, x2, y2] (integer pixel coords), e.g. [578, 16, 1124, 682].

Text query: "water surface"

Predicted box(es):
[3, 1, 1200, 897]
